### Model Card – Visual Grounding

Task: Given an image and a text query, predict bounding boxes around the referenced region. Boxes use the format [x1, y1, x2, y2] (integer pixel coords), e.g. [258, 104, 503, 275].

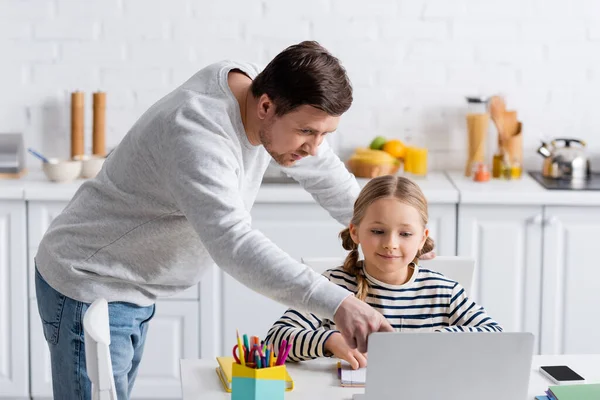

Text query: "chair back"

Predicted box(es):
[83, 298, 117, 400]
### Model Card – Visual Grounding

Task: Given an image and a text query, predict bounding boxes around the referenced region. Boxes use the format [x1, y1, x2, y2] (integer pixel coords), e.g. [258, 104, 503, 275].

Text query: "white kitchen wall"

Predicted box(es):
[1, 0, 599, 170]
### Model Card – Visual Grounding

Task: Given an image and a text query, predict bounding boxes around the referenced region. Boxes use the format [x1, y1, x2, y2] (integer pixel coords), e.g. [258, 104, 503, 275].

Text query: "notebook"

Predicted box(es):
[337, 360, 366, 387]
[215, 356, 294, 392]
[548, 383, 600, 400]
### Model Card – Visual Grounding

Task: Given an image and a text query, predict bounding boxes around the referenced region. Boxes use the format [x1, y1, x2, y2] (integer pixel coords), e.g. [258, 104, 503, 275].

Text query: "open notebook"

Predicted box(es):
[337, 360, 366, 387]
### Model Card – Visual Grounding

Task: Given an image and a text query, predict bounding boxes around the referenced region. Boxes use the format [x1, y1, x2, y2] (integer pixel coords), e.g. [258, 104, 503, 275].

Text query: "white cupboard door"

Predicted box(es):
[30, 300, 200, 400]
[457, 205, 543, 353]
[130, 301, 199, 400]
[0, 201, 28, 398]
[221, 204, 346, 355]
[27, 201, 67, 248]
[29, 300, 53, 399]
[541, 206, 600, 355]
[198, 264, 222, 360]
[428, 204, 457, 256]
[27, 201, 68, 299]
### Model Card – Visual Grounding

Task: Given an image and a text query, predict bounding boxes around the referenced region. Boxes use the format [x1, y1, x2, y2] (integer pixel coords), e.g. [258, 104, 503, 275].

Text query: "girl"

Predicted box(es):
[265, 175, 502, 370]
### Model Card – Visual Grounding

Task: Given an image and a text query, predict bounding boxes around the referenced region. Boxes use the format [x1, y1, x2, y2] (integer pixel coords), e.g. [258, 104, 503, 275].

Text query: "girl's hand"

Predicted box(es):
[325, 332, 367, 370]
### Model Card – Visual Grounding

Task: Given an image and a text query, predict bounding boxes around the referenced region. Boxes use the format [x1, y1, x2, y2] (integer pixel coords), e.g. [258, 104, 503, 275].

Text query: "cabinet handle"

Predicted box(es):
[528, 214, 543, 225]
[544, 216, 559, 226]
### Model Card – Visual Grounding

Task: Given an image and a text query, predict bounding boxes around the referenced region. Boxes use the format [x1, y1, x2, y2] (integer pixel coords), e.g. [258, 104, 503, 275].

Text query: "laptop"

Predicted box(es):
[353, 331, 534, 400]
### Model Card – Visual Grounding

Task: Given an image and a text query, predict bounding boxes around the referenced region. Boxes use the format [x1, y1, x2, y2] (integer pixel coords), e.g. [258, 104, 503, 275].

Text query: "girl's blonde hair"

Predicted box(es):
[339, 175, 435, 301]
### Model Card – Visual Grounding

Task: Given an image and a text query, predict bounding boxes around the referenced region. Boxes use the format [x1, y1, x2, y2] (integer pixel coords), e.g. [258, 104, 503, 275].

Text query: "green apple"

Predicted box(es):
[369, 136, 387, 150]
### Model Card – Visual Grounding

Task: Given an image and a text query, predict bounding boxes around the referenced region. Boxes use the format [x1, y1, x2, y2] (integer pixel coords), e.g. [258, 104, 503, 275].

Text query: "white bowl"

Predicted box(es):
[73, 155, 106, 179]
[42, 158, 82, 183]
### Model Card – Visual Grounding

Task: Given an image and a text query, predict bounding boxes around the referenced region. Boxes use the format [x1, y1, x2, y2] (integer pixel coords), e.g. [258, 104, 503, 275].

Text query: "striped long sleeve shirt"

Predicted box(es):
[265, 263, 503, 362]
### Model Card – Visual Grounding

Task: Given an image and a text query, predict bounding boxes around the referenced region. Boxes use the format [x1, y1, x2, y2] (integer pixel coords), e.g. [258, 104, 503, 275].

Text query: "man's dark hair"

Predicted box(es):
[251, 41, 353, 116]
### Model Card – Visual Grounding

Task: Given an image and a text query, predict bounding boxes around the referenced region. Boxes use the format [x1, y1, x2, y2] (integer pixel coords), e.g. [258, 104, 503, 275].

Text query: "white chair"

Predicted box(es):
[301, 256, 475, 294]
[83, 298, 117, 400]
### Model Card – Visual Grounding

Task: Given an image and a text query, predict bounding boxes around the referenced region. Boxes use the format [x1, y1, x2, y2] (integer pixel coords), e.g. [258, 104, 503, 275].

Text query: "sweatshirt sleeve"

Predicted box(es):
[273, 139, 360, 227]
[438, 283, 503, 333]
[265, 308, 339, 362]
[152, 108, 352, 320]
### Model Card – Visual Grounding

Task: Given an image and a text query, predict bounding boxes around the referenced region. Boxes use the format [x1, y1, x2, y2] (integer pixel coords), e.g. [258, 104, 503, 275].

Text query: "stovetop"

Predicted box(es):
[529, 171, 600, 190]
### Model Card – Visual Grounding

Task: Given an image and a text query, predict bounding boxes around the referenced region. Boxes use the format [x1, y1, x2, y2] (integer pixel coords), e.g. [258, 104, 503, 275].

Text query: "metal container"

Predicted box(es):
[0, 133, 26, 178]
[537, 138, 590, 180]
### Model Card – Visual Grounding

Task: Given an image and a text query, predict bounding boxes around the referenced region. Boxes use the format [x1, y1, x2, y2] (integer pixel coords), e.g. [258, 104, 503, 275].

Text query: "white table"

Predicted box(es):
[180, 354, 600, 399]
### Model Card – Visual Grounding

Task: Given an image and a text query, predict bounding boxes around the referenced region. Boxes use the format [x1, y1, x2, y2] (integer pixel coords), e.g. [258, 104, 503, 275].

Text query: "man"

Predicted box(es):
[34, 41, 433, 399]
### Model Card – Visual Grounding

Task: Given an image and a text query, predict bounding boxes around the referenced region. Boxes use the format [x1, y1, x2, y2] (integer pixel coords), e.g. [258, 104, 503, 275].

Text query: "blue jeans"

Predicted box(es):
[35, 266, 155, 400]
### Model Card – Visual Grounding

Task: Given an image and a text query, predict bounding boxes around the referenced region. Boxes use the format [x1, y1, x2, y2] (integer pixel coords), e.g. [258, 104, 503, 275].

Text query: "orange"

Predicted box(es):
[382, 139, 406, 159]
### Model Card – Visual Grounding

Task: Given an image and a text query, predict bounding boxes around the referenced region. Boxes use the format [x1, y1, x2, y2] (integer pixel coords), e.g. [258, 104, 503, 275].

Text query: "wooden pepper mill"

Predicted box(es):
[92, 91, 106, 156]
[70, 91, 85, 158]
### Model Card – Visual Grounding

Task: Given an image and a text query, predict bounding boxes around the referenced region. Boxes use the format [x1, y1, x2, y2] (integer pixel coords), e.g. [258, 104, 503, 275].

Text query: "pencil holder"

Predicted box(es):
[231, 363, 286, 400]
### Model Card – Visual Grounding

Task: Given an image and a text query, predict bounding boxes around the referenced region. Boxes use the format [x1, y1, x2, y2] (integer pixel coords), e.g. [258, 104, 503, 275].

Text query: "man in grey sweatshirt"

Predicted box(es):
[35, 41, 428, 399]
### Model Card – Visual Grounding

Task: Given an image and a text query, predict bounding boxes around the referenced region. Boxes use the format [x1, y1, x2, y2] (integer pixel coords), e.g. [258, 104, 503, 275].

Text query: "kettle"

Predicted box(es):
[537, 138, 590, 180]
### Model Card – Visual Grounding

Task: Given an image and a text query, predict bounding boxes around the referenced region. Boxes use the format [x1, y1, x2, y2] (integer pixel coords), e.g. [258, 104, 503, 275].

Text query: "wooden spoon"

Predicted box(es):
[489, 96, 510, 166]
[489, 96, 507, 142]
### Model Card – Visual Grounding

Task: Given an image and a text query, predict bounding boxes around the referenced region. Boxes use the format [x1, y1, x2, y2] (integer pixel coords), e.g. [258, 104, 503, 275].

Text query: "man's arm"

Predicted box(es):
[148, 109, 351, 321]
[274, 138, 360, 226]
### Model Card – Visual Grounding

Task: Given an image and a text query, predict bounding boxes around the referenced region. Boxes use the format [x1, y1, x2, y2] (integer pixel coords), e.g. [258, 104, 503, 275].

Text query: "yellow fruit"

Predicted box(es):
[350, 148, 400, 166]
[382, 139, 406, 159]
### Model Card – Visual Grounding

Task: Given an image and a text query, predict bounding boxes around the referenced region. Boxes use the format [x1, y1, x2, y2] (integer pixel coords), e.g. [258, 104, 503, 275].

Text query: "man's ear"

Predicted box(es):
[257, 94, 272, 119]
[349, 223, 360, 245]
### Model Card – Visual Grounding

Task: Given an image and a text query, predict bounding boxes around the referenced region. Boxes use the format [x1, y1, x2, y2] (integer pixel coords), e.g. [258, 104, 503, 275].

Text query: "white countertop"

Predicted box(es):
[447, 171, 600, 206]
[256, 172, 458, 204]
[0, 170, 459, 204]
[180, 354, 600, 400]
[0, 176, 27, 200]
[3, 169, 600, 206]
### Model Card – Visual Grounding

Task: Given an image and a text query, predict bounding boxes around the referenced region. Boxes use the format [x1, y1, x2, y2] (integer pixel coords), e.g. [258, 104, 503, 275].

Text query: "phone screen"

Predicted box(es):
[540, 365, 585, 382]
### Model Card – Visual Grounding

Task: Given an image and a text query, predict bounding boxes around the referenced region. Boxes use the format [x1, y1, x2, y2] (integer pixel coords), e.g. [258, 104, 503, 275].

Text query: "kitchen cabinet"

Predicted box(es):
[26, 201, 203, 400]
[457, 204, 544, 354]
[221, 202, 458, 355]
[0, 201, 29, 399]
[541, 206, 600, 355]
[28, 300, 54, 399]
[30, 299, 200, 400]
[26, 201, 68, 299]
[427, 204, 457, 256]
[449, 171, 600, 356]
[130, 301, 199, 399]
[458, 203, 600, 356]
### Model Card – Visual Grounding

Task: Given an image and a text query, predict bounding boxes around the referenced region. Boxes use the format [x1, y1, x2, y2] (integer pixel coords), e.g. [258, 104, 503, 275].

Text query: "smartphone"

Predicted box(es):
[539, 365, 585, 385]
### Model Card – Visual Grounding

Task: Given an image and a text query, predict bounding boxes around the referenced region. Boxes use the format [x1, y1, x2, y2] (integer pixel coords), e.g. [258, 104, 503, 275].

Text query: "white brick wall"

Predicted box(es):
[1, 0, 599, 171]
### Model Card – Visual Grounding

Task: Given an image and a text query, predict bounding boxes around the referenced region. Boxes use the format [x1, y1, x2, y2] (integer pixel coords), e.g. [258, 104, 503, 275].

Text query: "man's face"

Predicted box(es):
[259, 104, 340, 167]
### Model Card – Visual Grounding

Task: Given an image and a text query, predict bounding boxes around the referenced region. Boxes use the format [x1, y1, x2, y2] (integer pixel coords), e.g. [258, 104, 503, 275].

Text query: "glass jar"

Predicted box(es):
[465, 96, 491, 177]
[466, 96, 488, 114]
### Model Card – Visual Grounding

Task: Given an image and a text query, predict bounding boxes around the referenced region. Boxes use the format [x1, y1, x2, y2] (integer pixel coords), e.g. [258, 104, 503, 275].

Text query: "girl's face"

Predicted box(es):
[349, 197, 428, 284]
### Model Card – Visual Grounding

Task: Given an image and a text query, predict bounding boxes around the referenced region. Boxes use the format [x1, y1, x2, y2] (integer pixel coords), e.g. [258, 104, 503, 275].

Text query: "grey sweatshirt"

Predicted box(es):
[36, 60, 361, 320]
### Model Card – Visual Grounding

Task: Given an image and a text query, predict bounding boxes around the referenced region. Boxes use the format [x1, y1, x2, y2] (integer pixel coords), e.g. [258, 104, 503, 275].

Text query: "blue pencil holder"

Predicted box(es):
[231, 363, 286, 400]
